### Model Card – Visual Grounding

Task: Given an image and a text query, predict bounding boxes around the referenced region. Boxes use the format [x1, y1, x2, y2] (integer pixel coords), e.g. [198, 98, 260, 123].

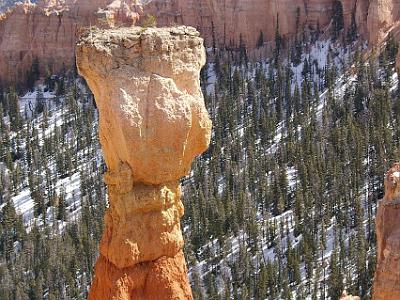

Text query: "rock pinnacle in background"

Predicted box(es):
[373, 163, 400, 300]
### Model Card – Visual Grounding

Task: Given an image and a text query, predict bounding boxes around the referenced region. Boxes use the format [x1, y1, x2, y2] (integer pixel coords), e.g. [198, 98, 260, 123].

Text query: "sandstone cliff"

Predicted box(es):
[372, 163, 400, 300]
[0, 0, 142, 85]
[0, 0, 385, 86]
[76, 26, 212, 299]
[144, 0, 363, 49]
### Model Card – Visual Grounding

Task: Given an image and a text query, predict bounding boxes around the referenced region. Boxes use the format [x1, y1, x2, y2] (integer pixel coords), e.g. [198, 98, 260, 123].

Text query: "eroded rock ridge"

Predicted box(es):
[76, 26, 212, 299]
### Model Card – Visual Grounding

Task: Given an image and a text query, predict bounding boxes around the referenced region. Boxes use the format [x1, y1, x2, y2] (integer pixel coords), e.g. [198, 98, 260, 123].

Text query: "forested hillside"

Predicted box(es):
[0, 17, 400, 300]
[184, 34, 399, 299]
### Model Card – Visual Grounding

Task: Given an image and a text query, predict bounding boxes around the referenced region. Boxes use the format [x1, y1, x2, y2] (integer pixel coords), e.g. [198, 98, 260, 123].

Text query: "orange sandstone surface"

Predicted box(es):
[76, 26, 212, 299]
[373, 163, 400, 300]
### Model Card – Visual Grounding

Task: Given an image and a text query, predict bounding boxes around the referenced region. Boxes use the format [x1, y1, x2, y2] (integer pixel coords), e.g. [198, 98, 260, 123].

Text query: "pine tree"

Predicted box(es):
[332, 1, 344, 40]
[328, 249, 343, 300]
[257, 30, 264, 48]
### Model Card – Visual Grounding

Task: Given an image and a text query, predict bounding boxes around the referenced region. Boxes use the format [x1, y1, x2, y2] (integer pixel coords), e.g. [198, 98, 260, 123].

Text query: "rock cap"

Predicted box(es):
[76, 26, 212, 185]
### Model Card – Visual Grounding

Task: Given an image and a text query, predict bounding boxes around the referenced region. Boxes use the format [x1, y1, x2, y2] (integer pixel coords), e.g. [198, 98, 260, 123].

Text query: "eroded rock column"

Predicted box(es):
[76, 26, 212, 300]
[373, 163, 400, 300]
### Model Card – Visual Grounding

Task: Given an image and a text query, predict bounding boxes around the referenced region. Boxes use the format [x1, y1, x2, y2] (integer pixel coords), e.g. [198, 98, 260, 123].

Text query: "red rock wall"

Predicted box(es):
[0, 0, 141, 86]
[144, 0, 359, 49]
[1, 1, 400, 88]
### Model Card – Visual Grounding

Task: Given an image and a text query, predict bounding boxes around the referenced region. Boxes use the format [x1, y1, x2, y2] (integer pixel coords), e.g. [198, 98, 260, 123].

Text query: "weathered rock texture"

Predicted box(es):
[3, 0, 400, 85]
[76, 26, 211, 300]
[373, 163, 400, 300]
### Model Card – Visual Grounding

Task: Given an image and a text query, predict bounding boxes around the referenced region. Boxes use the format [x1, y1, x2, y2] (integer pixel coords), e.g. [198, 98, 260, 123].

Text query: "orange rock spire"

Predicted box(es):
[76, 26, 212, 299]
[373, 163, 400, 300]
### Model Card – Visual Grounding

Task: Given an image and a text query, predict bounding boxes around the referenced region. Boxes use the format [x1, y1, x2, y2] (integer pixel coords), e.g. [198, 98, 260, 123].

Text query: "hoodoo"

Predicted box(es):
[373, 163, 400, 300]
[76, 26, 212, 299]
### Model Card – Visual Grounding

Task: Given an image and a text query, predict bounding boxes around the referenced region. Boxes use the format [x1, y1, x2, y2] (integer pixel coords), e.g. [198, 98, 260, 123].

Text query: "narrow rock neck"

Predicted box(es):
[100, 165, 185, 270]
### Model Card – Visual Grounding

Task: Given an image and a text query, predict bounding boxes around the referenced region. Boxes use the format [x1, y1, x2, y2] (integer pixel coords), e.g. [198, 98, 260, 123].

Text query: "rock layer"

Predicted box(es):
[76, 26, 212, 299]
[2, 0, 399, 85]
[373, 163, 400, 300]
